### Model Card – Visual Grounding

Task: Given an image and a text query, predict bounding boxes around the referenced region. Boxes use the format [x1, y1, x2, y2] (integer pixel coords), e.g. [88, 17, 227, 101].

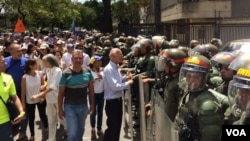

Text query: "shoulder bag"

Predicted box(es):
[0, 96, 19, 120]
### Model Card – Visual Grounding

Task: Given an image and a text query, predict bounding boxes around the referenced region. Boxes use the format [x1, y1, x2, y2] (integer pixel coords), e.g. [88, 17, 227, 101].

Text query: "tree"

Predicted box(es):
[74, 2, 97, 30]
[112, 0, 140, 24]
[101, 0, 113, 33]
[0, 0, 79, 32]
[84, 0, 104, 30]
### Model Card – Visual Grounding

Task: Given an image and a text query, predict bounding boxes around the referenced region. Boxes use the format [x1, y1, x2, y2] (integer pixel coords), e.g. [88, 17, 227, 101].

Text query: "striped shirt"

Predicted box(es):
[59, 67, 93, 105]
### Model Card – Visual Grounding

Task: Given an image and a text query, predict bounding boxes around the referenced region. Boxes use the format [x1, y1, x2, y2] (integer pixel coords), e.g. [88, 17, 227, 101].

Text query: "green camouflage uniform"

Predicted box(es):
[176, 88, 225, 141]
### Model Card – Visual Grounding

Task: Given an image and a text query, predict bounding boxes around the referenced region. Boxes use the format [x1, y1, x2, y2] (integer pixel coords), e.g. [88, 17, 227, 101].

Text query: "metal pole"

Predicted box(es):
[127, 86, 134, 140]
[139, 76, 147, 141]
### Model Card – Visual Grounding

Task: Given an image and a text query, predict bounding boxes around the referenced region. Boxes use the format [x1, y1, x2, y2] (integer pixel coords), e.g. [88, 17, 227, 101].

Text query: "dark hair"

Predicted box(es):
[25, 59, 37, 74]
[4, 39, 12, 48]
[54, 50, 62, 57]
[27, 43, 35, 55]
[89, 63, 94, 69]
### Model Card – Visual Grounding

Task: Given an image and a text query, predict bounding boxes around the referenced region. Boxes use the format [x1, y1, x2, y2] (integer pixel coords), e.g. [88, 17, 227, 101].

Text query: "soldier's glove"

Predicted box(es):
[178, 120, 192, 141]
[153, 82, 164, 97]
[231, 104, 242, 118]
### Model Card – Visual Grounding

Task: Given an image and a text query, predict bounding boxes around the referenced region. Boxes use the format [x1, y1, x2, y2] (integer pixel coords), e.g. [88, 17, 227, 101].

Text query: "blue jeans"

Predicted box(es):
[0, 121, 13, 141]
[89, 92, 104, 130]
[64, 103, 88, 141]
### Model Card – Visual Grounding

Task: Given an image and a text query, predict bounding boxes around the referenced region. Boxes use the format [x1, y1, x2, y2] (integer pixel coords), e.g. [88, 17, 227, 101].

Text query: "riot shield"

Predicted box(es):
[151, 89, 179, 141]
[123, 86, 134, 140]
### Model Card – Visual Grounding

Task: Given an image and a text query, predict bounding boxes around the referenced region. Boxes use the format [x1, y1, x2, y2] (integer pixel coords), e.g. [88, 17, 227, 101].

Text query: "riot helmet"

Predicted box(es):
[161, 40, 170, 49]
[179, 55, 211, 92]
[152, 35, 166, 54]
[138, 38, 153, 55]
[211, 51, 237, 81]
[169, 39, 180, 48]
[210, 38, 223, 49]
[152, 35, 166, 48]
[190, 43, 219, 59]
[228, 53, 250, 71]
[178, 46, 190, 57]
[211, 51, 236, 69]
[228, 62, 250, 121]
[190, 40, 200, 49]
[104, 39, 112, 47]
[131, 43, 141, 57]
[125, 36, 135, 46]
[157, 48, 187, 72]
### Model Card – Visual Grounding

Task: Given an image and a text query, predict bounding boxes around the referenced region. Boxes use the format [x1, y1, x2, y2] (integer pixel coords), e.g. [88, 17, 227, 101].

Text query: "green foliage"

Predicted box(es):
[0, 0, 141, 32]
[83, 0, 104, 30]
[75, 3, 97, 30]
[112, 0, 140, 24]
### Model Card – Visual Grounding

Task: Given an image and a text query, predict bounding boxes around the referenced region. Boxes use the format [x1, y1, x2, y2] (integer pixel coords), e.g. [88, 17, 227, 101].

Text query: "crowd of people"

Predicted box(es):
[0, 30, 249, 141]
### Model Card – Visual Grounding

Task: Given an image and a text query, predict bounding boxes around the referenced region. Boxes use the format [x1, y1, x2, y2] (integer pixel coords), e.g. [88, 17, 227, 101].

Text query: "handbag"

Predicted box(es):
[0, 96, 19, 120]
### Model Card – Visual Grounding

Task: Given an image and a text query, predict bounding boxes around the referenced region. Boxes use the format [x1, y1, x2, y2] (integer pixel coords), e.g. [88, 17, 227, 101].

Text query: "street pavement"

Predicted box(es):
[14, 102, 133, 141]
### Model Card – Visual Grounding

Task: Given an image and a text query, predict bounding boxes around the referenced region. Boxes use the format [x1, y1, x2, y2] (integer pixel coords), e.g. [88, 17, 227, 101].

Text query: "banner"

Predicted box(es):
[14, 18, 25, 33]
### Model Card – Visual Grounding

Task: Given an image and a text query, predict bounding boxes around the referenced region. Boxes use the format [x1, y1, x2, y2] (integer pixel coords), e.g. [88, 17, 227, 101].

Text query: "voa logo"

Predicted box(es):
[226, 129, 246, 136]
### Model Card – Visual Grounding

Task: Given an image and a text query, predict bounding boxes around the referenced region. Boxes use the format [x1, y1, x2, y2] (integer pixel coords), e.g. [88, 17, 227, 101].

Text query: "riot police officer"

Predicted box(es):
[135, 38, 155, 78]
[210, 51, 237, 95]
[176, 55, 225, 141]
[227, 61, 250, 125]
[131, 38, 155, 119]
[157, 48, 187, 121]
[152, 35, 167, 55]
[191, 43, 221, 88]
[190, 43, 219, 59]
[210, 38, 223, 50]
[101, 39, 113, 67]
[120, 36, 134, 56]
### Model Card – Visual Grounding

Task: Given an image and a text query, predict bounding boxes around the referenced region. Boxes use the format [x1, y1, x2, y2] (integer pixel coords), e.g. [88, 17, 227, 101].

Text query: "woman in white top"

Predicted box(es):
[32, 54, 66, 141]
[89, 55, 105, 139]
[21, 59, 48, 141]
[38, 54, 66, 141]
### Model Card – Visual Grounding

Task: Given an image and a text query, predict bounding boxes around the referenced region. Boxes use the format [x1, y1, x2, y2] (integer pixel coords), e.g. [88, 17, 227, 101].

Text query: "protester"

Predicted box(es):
[33, 54, 66, 141]
[103, 48, 133, 141]
[58, 49, 95, 141]
[5, 43, 28, 140]
[21, 59, 48, 141]
[61, 43, 74, 70]
[89, 55, 105, 139]
[0, 53, 25, 141]
[54, 51, 63, 69]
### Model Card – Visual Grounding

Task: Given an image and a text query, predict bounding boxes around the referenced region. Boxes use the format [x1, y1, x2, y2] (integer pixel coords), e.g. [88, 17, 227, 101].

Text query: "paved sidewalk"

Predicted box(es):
[14, 103, 133, 141]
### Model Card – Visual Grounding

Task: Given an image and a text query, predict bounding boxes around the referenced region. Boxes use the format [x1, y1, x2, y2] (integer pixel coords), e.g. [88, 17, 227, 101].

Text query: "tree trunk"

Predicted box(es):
[101, 0, 113, 33]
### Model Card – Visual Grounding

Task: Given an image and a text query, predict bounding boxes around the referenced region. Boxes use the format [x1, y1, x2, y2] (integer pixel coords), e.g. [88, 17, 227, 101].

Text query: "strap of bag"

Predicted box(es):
[0, 95, 7, 105]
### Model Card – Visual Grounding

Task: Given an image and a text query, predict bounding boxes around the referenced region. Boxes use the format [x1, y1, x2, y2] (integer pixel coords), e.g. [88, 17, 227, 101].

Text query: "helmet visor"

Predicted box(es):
[228, 76, 250, 118]
[179, 64, 208, 91]
[157, 56, 167, 72]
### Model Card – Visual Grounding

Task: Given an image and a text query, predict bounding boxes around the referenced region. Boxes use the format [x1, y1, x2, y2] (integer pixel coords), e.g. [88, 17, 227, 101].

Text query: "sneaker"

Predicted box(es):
[91, 129, 97, 139]
[16, 133, 27, 141]
[29, 136, 35, 141]
[97, 130, 104, 137]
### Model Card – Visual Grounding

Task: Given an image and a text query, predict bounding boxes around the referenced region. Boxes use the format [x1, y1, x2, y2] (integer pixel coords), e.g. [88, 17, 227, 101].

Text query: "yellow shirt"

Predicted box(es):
[0, 73, 16, 124]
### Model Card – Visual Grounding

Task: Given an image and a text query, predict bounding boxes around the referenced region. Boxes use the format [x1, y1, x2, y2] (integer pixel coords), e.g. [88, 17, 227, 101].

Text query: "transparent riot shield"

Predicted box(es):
[151, 88, 179, 141]
[146, 87, 157, 141]
[139, 76, 147, 141]
[123, 86, 134, 140]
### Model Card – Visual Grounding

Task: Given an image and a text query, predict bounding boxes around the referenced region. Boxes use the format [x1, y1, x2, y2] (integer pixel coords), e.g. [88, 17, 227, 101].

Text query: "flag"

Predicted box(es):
[71, 19, 75, 34]
[14, 18, 25, 33]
